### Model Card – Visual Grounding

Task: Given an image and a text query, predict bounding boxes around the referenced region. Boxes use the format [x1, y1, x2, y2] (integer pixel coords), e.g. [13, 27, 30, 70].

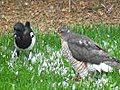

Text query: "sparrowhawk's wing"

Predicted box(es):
[67, 35, 119, 65]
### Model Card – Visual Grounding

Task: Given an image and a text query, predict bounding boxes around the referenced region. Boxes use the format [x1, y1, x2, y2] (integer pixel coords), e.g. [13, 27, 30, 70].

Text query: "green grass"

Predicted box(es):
[0, 24, 120, 90]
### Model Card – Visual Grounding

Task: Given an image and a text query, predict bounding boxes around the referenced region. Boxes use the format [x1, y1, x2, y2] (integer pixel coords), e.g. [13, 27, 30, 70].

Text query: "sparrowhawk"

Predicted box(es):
[58, 26, 120, 79]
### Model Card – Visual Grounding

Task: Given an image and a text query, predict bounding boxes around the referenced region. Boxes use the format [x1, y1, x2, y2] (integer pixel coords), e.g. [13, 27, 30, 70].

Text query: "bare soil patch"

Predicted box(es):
[0, 0, 120, 32]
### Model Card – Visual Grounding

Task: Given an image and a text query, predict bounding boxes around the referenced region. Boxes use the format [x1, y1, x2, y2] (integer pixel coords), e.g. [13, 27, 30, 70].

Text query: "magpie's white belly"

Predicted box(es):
[25, 36, 36, 51]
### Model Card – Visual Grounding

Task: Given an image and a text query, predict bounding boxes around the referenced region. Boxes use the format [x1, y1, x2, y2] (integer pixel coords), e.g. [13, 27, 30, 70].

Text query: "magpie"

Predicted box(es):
[12, 21, 36, 60]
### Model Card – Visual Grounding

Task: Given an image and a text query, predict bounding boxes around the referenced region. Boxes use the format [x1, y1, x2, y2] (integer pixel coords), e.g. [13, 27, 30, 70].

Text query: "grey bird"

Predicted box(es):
[12, 21, 36, 60]
[58, 26, 120, 79]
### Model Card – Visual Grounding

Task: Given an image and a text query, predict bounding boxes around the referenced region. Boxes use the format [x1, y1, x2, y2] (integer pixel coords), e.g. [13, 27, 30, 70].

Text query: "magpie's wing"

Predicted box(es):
[67, 35, 119, 65]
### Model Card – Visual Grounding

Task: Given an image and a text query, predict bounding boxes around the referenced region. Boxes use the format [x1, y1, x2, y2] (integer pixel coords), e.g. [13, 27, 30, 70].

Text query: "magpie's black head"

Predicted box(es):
[58, 26, 70, 36]
[14, 22, 25, 32]
[14, 22, 25, 38]
[14, 22, 32, 38]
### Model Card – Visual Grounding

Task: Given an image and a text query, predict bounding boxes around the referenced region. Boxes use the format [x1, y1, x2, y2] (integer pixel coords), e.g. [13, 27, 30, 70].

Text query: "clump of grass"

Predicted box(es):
[0, 24, 120, 90]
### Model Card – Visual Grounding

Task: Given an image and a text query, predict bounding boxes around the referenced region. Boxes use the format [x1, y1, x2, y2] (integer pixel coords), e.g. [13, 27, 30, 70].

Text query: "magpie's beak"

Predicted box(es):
[13, 31, 17, 37]
[14, 30, 17, 35]
[13, 33, 15, 37]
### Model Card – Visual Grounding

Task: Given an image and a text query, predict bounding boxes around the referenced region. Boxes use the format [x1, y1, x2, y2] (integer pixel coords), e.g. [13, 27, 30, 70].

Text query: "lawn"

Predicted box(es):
[0, 24, 120, 90]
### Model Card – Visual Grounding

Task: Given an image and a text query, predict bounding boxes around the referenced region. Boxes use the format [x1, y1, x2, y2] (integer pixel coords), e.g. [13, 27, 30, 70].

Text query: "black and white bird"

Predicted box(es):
[58, 26, 120, 79]
[12, 21, 36, 60]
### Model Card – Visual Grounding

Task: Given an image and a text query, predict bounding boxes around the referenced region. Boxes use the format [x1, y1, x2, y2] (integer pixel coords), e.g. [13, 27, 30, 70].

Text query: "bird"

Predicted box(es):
[12, 21, 36, 60]
[58, 26, 120, 80]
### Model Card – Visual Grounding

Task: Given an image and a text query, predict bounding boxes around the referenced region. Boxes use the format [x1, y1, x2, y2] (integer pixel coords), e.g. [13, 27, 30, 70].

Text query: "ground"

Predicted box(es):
[0, 0, 120, 33]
